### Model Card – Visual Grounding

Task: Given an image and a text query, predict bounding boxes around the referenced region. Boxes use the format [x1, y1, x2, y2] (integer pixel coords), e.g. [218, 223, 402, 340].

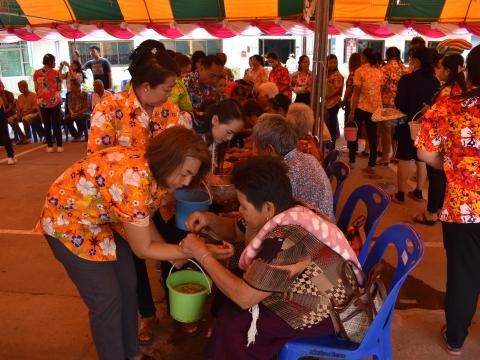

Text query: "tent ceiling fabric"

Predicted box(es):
[1, 0, 479, 41]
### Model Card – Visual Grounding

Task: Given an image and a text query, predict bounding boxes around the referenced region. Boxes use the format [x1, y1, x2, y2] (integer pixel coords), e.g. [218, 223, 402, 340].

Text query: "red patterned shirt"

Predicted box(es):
[415, 94, 480, 223]
[269, 64, 292, 98]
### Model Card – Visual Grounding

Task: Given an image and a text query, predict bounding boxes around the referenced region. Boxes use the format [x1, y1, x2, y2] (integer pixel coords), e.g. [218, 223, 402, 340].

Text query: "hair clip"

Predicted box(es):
[151, 47, 157, 55]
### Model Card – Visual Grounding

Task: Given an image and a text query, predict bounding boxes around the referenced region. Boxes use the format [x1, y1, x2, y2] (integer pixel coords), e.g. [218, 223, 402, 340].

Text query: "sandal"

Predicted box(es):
[138, 315, 157, 345]
[413, 213, 437, 226]
[390, 193, 405, 205]
[408, 191, 425, 202]
[180, 321, 201, 337]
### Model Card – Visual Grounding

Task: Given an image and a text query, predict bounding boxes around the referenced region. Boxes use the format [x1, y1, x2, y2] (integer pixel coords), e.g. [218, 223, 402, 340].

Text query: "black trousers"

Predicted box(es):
[45, 233, 139, 359]
[427, 165, 447, 214]
[133, 254, 156, 318]
[40, 105, 62, 147]
[348, 108, 378, 167]
[294, 92, 311, 105]
[326, 104, 340, 149]
[65, 114, 87, 139]
[443, 222, 480, 348]
[0, 109, 14, 158]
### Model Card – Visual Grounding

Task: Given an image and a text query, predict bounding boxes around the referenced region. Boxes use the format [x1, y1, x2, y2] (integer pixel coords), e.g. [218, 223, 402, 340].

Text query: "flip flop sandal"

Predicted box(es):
[413, 213, 437, 226]
[390, 193, 405, 205]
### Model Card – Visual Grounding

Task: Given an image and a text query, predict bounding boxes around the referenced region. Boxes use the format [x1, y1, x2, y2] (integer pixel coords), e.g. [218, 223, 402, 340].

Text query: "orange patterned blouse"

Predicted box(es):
[416, 94, 480, 224]
[87, 88, 186, 155]
[37, 147, 168, 261]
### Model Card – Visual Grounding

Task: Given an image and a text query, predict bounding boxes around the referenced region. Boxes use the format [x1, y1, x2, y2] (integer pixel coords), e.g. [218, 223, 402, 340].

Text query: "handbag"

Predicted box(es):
[344, 215, 366, 257]
[329, 261, 387, 344]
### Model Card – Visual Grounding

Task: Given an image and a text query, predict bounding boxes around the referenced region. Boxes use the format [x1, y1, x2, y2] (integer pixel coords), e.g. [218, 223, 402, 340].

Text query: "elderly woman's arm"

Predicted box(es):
[181, 233, 270, 309]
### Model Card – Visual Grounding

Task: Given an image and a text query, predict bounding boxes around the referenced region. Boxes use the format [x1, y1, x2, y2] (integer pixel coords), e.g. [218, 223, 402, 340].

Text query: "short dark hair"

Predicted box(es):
[216, 52, 227, 66]
[89, 45, 101, 52]
[410, 46, 435, 75]
[362, 48, 377, 66]
[42, 53, 55, 67]
[146, 127, 211, 188]
[411, 36, 426, 48]
[253, 114, 298, 156]
[174, 53, 191, 69]
[201, 55, 224, 69]
[232, 156, 293, 213]
[243, 100, 264, 118]
[267, 52, 279, 61]
[348, 53, 362, 73]
[386, 47, 401, 61]
[270, 94, 291, 113]
[191, 50, 206, 71]
[466, 44, 480, 88]
[128, 46, 180, 88]
[251, 54, 265, 66]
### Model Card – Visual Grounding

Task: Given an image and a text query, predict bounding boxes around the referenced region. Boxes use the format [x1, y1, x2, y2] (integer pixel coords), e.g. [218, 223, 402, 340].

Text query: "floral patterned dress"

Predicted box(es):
[381, 60, 410, 108]
[291, 70, 312, 98]
[325, 70, 344, 110]
[37, 147, 168, 261]
[269, 64, 292, 98]
[87, 88, 185, 155]
[244, 66, 269, 89]
[416, 94, 480, 223]
[353, 64, 384, 114]
[183, 71, 216, 110]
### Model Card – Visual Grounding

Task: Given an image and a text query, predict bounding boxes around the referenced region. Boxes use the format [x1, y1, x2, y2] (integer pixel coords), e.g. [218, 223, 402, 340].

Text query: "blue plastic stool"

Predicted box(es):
[337, 184, 391, 265]
[325, 161, 350, 216]
[279, 224, 425, 360]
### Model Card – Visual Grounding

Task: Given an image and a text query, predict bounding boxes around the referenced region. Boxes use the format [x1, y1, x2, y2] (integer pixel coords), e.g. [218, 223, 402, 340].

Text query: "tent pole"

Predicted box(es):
[310, 0, 330, 147]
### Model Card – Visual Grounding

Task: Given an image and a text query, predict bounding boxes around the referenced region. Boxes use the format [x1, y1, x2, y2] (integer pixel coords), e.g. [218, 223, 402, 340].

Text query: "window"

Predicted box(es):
[0, 42, 31, 77]
[344, 38, 358, 64]
[428, 41, 441, 49]
[68, 41, 134, 66]
[358, 40, 385, 57]
[404, 41, 412, 63]
[161, 40, 222, 55]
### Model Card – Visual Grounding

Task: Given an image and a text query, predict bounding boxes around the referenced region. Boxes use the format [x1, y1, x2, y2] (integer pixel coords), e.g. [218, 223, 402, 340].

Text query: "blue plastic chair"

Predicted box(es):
[324, 149, 340, 170]
[279, 223, 425, 360]
[337, 184, 391, 265]
[326, 161, 350, 216]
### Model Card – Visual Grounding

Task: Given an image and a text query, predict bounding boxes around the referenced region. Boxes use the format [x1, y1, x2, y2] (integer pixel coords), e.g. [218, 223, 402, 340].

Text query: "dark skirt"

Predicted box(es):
[207, 298, 334, 360]
[294, 92, 311, 105]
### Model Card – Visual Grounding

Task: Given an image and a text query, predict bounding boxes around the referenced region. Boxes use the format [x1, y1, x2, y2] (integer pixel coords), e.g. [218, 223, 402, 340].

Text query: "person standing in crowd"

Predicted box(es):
[87, 43, 187, 345]
[91, 79, 112, 110]
[267, 53, 292, 99]
[7, 80, 43, 144]
[183, 55, 225, 111]
[286, 53, 298, 73]
[0, 81, 15, 164]
[325, 54, 344, 150]
[416, 44, 480, 357]
[75, 45, 112, 90]
[34, 53, 63, 153]
[170, 53, 194, 112]
[291, 55, 312, 105]
[414, 52, 467, 225]
[391, 47, 439, 204]
[411, 36, 426, 50]
[348, 48, 383, 167]
[65, 79, 89, 142]
[59, 59, 85, 91]
[379, 47, 410, 165]
[253, 114, 335, 222]
[38, 126, 231, 360]
[191, 50, 206, 72]
[0, 79, 16, 119]
[342, 53, 362, 123]
[216, 52, 235, 82]
[244, 55, 269, 90]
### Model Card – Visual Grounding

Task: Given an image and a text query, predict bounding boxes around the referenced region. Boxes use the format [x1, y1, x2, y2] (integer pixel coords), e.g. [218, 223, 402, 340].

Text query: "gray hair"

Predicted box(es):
[286, 103, 314, 137]
[257, 82, 279, 99]
[253, 113, 298, 156]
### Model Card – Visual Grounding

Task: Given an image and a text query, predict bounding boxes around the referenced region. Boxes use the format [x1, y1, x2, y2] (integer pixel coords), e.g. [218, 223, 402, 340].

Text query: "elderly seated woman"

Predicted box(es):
[181, 156, 359, 360]
[286, 102, 332, 165]
[253, 114, 335, 222]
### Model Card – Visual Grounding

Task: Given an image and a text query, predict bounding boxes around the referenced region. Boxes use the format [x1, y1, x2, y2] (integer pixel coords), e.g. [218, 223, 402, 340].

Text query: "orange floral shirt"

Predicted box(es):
[326, 70, 344, 109]
[37, 147, 168, 261]
[353, 64, 384, 113]
[381, 60, 410, 108]
[87, 88, 187, 155]
[33, 66, 62, 108]
[416, 94, 480, 224]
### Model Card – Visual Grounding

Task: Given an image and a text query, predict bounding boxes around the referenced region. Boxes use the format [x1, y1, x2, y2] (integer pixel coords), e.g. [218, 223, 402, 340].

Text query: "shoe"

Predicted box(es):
[413, 212, 437, 226]
[57, 147, 64, 153]
[7, 157, 17, 165]
[46, 147, 54, 153]
[138, 315, 157, 345]
[441, 325, 462, 356]
[360, 151, 369, 157]
[391, 193, 405, 205]
[408, 190, 424, 202]
[361, 166, 376, 174]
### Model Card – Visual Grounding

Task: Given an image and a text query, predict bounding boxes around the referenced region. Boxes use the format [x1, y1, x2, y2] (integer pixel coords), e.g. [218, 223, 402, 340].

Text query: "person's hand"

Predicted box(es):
[421, 102, 430, 114]
[206, 173, 226, 186]
[184, 211, 214, 233]
[179, 233, 208, 258]
[206, 241, 234, 260]
[348, 112, 355, 122]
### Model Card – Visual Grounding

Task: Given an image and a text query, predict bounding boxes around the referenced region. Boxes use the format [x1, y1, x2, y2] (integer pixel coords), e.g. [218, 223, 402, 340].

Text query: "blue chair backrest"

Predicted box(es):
[358, 224, 425, 348]
[337, 184, 391, 264]
[324, 149, 340, 170]
[326, 161, 350, 215]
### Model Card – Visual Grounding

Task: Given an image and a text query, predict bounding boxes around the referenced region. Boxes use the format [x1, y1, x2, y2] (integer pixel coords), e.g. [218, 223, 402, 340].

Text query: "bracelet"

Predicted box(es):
[200, 252, 213, 266]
